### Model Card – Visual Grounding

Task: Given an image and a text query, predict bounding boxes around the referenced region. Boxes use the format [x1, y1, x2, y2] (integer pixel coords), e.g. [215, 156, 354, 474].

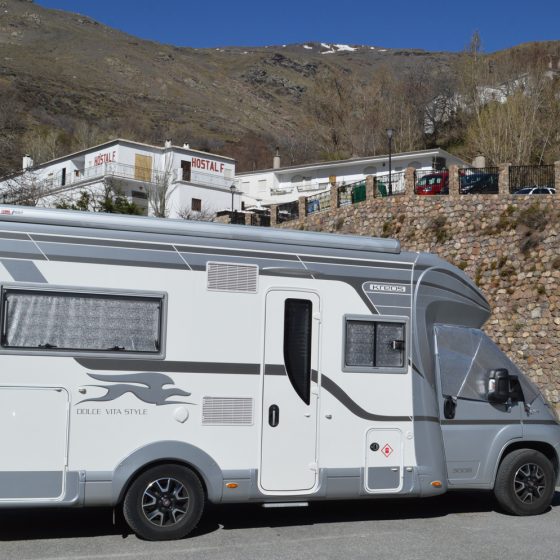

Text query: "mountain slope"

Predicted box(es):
[0, 0, 559, 173]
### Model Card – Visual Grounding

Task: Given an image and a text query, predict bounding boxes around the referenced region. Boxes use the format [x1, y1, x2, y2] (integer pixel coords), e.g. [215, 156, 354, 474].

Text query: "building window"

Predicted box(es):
[191, 198, 202, 212]
[181, 161, 191, 181]
[344, 317, 406, 372]
[1, 289, 163, 354]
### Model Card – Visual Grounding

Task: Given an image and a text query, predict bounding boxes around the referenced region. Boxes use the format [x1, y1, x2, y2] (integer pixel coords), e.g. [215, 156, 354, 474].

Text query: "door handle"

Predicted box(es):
[268, 404, 279, 427]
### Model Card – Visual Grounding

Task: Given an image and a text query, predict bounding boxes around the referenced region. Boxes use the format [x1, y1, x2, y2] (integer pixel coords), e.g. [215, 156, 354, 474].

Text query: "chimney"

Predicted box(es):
[472, 154, 486, 168]
[164, 139, 172, 148]
[273, 147, 281, 169]
[22, 154, 34, 170]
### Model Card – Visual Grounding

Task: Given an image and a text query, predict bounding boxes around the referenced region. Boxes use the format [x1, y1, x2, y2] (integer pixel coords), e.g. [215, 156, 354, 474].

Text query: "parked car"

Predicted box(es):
[513, 187, 556, 195]
[460, 172, 499, 194]
[415, 171, 449, 195]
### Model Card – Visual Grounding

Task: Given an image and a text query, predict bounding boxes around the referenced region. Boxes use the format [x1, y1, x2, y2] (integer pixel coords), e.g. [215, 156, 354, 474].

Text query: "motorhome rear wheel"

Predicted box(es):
[123, 465, 205, 540]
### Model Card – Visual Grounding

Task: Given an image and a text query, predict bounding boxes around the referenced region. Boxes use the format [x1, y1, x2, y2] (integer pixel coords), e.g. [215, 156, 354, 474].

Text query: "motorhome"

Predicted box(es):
[0, 206, 557, 541]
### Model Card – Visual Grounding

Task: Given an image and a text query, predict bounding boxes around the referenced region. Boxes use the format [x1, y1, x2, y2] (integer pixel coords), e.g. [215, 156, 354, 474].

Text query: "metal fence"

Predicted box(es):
[338, 180, 366, 207]
[277, 201, 299, 223]
[414, 169, 449, 195]
[305, 189, 331, 215]
[509, 165, 555, 194]
[459, 167, 499, 194]
[250, 212, 270, 227]
[375, 171, 406, 196]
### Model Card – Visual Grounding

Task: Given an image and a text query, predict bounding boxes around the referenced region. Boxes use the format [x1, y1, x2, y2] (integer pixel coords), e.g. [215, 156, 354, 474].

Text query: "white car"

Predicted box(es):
[514, 187, 556, 195]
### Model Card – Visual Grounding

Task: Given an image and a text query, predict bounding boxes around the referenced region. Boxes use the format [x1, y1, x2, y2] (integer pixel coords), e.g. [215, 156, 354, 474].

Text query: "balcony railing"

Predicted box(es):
[174, 168, 233, 189]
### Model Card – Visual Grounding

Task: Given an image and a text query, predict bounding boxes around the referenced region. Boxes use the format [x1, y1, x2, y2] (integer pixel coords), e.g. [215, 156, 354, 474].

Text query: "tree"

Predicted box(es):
[1, 171, 45, 206]
[177, 206, 216, 222]
[147, 151, 176, 218]
[54, 178, 143, 215]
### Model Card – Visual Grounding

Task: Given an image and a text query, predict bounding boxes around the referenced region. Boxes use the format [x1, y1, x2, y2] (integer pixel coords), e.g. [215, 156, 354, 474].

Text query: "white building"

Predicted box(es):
[0, 139, 238, 218]
[237, 148, 467, 207]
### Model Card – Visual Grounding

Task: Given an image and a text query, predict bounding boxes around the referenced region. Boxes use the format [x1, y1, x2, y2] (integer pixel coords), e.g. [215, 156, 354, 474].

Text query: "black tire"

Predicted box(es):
[494, 449, 555, 516]
[123, 464, 205, 540]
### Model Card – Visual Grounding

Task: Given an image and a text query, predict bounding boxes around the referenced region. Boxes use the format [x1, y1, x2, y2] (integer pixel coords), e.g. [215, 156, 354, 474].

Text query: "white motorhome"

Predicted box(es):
[0, 206, 557, 541]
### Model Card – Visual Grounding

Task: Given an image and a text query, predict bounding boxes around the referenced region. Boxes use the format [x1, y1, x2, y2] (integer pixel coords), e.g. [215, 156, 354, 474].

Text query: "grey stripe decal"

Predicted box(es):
[31, 234, 176, 252]
[47, 254, 188, 270]
[414, 416, 440, 423]
[320, 374, 411, 422]
[75, 358, 260, 375]
[441, 419, 521, 425]
[419, 280, 489, 310]
[265, 364, 286, 375]
[0, 259, 47, 282]
[522, 420, 559, 426]
[0, 231, 30, 241]
[75, 358, 416, 423]
[0, 250, 46, 261]
[304, 256, 412, 270]
[411, 362, 425, 378]
[177, 245, 300, 261]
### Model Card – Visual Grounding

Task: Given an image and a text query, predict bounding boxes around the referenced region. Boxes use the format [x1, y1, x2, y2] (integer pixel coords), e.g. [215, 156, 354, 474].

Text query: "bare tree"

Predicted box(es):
[147, 151, 176, 218]
[1, 171, 45, 206]
[176, 206, 216, 222]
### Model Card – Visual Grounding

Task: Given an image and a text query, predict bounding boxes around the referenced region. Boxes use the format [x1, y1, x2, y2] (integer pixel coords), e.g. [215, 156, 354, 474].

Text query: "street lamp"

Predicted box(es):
[230, 184, 236, 213]
[386, 128, 394, 196]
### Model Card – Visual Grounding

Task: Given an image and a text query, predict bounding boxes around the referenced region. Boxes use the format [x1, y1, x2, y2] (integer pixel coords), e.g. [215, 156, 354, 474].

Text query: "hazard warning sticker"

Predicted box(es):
[381, 443, 394, 458]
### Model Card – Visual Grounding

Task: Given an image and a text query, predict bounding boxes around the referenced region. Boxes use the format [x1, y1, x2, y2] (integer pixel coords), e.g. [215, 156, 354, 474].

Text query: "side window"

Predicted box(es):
[1, 289, 163, 354]
[344, 318, 405, 372]
[283, 298, 312, 405]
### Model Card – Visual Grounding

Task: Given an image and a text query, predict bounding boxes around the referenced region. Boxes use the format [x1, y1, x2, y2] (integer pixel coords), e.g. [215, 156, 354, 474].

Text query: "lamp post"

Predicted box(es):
[230, 184, 236, 212]
[230, 184, 237, 223]
[386, 128, 394, 196]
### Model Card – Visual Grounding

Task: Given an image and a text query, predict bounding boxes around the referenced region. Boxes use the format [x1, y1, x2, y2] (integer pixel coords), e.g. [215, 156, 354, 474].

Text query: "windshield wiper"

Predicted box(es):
[38, 343, 58, 349]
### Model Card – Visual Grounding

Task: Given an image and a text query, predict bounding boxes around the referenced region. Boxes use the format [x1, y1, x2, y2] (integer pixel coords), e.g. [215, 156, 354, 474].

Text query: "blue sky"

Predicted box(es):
[36, 0, 559, 52]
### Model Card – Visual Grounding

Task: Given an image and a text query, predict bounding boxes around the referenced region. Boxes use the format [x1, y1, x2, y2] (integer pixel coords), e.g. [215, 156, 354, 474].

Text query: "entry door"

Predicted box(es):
[260, 290, 320, 493]
[0, 387, 69, 500]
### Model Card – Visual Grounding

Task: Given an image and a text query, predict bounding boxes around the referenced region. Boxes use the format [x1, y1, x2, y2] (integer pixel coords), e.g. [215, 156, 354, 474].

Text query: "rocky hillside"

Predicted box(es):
[0, 0, 559, 174]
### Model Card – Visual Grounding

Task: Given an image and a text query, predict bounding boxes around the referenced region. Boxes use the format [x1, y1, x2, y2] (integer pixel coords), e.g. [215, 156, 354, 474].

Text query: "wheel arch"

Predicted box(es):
[112, 441, 223, 505]
[496, 441, 559, 484]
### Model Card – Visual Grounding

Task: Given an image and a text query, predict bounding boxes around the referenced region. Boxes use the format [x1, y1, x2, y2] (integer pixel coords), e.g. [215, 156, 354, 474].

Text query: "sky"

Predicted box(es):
[36, 0, 559, 53]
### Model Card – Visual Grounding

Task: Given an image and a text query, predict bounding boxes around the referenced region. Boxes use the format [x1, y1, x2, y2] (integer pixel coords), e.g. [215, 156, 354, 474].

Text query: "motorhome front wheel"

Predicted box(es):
[494, 449, 556, 516]
[123, 464, 205, 540]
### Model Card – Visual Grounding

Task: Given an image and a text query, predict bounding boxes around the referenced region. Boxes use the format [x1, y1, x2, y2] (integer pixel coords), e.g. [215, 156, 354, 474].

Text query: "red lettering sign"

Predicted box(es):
[93, 151, 116, 166]
[191, 157, 225, 174]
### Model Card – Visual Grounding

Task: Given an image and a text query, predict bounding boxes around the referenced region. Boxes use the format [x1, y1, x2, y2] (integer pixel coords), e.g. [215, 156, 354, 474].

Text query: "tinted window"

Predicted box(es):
[1, 289, 162, 353]
[345, 320, 405, 370]
[283, 299, 312, 405]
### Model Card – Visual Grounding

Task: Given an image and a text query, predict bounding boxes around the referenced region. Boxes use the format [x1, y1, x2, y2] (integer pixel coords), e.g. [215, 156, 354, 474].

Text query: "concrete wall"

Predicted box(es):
[276, 169, 560, 411]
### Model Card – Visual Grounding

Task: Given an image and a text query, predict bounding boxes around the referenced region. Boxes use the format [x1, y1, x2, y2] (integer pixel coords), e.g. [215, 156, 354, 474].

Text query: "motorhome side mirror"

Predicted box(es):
[488, 369, 511, 404]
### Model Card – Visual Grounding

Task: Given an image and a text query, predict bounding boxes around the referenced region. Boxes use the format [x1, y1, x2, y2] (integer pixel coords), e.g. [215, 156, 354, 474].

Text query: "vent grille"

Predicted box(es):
[207, 262, 258, 293]
[202, 397, 254, 426]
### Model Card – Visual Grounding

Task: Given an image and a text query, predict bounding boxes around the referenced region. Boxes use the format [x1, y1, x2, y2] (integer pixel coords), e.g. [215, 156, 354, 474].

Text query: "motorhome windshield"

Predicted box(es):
[434, 324, 540, 404]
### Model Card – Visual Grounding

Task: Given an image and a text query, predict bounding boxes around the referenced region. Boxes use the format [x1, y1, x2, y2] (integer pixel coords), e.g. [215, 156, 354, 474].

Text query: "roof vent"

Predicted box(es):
[207, 262, 258, 293]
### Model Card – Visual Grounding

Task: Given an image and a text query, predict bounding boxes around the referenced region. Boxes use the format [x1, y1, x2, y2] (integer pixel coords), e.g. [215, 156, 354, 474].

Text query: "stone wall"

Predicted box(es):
[277, 186, 560, 411]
